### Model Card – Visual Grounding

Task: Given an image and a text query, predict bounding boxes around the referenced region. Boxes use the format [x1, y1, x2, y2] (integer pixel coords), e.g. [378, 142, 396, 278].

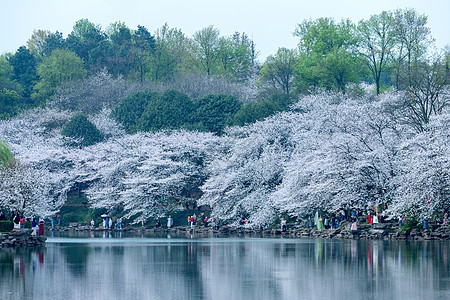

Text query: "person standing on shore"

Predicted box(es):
[31, 218, 38, 236]
[38, 218, 45, 235]
[423, 217, 429, 229]
[14, 213, 20, 229]
[443, 213, 448, 226]
[351, 220, 358, 231]
[317, 216, 324, 231]
[281, 217, 287, 232]
[331, 215, 337, 229]
[373, 214, 379, 224]
[167, 215, 173, 229]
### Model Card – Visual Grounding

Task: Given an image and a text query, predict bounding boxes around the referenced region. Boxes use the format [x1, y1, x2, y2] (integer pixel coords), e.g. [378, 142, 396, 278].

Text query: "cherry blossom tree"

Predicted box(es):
[0, 108, 78, 217]
[82, 130, 222, 223]
[390, 108, 450, 219]
[199, 113, 295, 226]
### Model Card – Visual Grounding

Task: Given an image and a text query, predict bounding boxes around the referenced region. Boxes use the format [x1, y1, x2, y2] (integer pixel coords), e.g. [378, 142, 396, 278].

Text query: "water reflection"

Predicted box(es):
[1, 238, 449, 299]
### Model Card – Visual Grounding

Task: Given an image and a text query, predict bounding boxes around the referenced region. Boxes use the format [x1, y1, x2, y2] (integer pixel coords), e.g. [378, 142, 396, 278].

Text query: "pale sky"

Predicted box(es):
[1, 0, 449, 61]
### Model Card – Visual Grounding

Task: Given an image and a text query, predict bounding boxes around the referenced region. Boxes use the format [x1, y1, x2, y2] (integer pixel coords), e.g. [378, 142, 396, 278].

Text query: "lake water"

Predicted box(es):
[1, 232, 449, 300]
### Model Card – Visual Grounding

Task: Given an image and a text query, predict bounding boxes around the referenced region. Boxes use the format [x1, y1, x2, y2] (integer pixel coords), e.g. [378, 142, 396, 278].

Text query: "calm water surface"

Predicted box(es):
[1, 232, 449, 300]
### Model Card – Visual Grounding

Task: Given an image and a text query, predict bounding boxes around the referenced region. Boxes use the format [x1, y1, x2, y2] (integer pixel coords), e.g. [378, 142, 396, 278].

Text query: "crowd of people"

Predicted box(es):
[186, 212, 217, 230]
[304, 207, 373, 232]
[0, 212, 46, 236]
[2, 207, 448, 235]
[291, 205, 449, 232]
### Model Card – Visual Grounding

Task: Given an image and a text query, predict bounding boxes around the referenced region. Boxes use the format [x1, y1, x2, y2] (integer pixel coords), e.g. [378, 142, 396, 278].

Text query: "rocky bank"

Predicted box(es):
[0, 229, 47, 247]
[49, 220, 450, 241]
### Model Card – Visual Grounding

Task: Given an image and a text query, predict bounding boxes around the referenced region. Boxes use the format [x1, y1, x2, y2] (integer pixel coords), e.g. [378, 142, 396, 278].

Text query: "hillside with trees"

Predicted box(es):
[0, 8, 449, 226]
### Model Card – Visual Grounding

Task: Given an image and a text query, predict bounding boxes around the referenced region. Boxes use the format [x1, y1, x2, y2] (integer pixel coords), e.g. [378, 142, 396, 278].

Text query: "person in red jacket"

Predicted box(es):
[38, 219, 45, 235]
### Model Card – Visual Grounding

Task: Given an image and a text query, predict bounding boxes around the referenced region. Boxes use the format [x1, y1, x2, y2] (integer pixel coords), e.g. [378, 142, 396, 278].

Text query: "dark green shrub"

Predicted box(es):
[0, 220, 14, 232]
[111, 88, 156, 133]
[232, 93, 292, 126]
[138, 90, 195, 132]
[62, 114, 104, 147]
[193, 94, 241, 134]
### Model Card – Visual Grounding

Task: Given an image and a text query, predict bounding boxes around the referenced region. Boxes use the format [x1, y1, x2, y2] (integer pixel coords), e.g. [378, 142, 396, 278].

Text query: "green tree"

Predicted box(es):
[0, 55, 22, 93]
[357, 11, 396, 95]
[66, 19, 108, 72]
[111, 89, 157, 133]
[0, 89, 21, 119]
[71, 18, 102, 40]
[190, 26, 221, 75]
[27, 29, 52, 56]
[109, 26, 133, 78]
[7, 46, 38, 99]
[193, 94, 241, 134]
[61, 114, 104, 147]
[259, 48, 299, 96]
[138, 90, 194, 132]
[41, 31, 66, 57]
[218, 32, 255, 82]
[294, 18, 362, 93]
[149, 24, 188, 82]
[132, 25, 155, 83]
[33, 49, 86, 101]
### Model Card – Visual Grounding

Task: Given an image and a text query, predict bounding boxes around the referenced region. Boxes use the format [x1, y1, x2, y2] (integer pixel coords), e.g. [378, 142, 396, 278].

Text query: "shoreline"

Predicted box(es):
[3, 221, 448, 247]
[46, 221, 450, 241]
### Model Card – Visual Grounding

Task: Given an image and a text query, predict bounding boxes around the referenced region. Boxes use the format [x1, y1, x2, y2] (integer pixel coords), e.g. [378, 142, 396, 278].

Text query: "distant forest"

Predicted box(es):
[0, 8, 448, 131]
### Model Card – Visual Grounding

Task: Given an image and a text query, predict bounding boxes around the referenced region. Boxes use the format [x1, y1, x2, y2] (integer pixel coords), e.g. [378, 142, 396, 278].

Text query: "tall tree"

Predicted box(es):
[0, 55, 22, 93]
[395, 53, 450, 131]
[294, 18, 362, 93]
[27, 29, 52, 56]
[391, 8, 433, 89]
[7, 46, 38, 100]
[259, 48, 299, 96]
[132, 25, 155, 83]
[218, 32, 255, 82]
[109, 26, 133, 78]
[190, 26, 221, 75]
[41, 31, 66, 57]
[357, 11, 396, 95]
[149, 23, 188, 82]
[33, 49, 86, 101]
[66, 19, 108, 72]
